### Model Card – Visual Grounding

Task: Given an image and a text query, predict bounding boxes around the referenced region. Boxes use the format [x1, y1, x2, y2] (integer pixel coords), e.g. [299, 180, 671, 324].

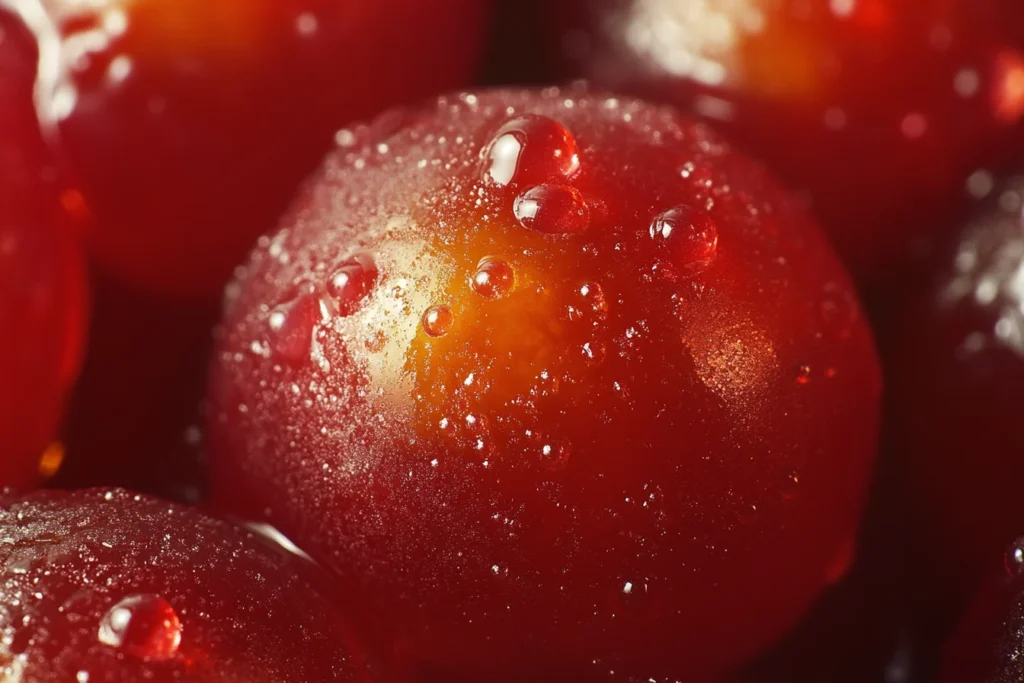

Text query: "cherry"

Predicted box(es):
[0, 487, 369, 682]
[0, 13, 88, 489]
[1, 0, 486, 298]
[891, 171, 1024, 611]
[554, 0, 1024, 284]
[206, 87, 881, 682]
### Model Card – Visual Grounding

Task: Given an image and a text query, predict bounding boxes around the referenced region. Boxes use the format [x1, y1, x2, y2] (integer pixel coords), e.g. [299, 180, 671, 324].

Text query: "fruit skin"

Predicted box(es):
[207, 86, 881, 682]
[0, 13, 88, 488]
[3, 0, 486, 298]
[0, 487, 368, 683]
[891, 173, 1024, 616]
[553, 0, 1024, 284]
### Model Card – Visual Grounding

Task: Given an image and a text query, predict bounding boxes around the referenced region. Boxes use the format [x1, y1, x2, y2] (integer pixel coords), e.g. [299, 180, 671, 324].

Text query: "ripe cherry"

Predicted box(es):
[206, 87, 881, 682]
[554, 0, 1024, 284]
[0, 13, 88, 489]
[0, 488, 369, 682]
[1, 0, 486, 297]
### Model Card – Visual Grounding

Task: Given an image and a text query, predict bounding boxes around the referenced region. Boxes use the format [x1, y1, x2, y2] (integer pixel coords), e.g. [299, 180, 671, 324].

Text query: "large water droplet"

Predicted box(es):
[1006, 537, 1024, 576]
[485, 114, 580, 187]
[327, 254, 378, 315]
[422, 305, 454, 338]
[649, 206, 718, 269]
[97, 594, 181, 662]
[470, 257, 515, 299]
[268, 294, 318, 365]
[514, 185, 590, 235]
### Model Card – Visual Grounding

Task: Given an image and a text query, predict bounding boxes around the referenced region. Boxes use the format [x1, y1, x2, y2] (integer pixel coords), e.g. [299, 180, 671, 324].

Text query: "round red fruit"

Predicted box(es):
[0, 488, 368, 682]
[207, 87, 882, 682]
[1, 0, 486, 297]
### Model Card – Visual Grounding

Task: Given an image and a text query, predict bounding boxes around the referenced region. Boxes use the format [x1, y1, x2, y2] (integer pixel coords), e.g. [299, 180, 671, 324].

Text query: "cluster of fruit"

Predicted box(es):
[2, 1, 1024, 681]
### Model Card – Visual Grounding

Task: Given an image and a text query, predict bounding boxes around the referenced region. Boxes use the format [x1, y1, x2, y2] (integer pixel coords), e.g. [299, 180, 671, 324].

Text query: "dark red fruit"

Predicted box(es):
[2, 0, 486, 297]
[207, 87, 881, 682]
[941, 538, 1024, 683]
[555, 0, 1024, 283]
[0, 14, 88, 488]
[893, 172, 1024, 606]
[0, 488, 368, 682]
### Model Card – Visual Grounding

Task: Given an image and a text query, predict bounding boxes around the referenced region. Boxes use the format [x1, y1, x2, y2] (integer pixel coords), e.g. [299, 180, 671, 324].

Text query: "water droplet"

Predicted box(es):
[535, 436, 572, 471]
[795, 365, 812, 384]
[97, 594, 181, 662]
[581, 341, 607, 365]
[422, 305, 454, 337]
[268, 294, 318, 365]
[1006, 537, 1024, 576]
[738, 504, 760, 525]
[327, 254, 378, 315]
[577, 282, 608, 320]
[484, 114, 580, 187]
[514, 185, 590, 235]
[620, 579, 650, 609]
[470, 257, 515, 299]
[649, 205, 718, 269]
[781, 469, 800, 501]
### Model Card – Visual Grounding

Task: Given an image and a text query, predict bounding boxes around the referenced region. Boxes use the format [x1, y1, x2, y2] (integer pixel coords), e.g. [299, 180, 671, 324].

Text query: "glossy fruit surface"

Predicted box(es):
[0, 14, 88, 488]
[555, 0, 1024, 283]
[892, 172, 1024, 606]
[2, 0, 486, 297]
[0, 488, 368, 682]
[207, 87, 881, 682]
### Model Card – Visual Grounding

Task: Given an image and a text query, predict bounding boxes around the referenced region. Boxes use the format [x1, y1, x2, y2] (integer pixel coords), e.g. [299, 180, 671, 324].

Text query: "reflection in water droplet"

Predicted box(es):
[650, 205, 718, 269]
[514, 185, 590, 235]
[1006, 537, 1024, 576]
[795, 365, 812, 384]
[582, 341, 608, 365]
[485, 114, 580, 187]
[620, 579, 650, 609]
[537, 438, 572, 471]
[97, 594, 181, 662]
[328, 254, 378, 315]
[268, 294, 319, 365]
[578, 282, 609, 320]
[471, 257, 515, 299]
[422, 305, 454, 337]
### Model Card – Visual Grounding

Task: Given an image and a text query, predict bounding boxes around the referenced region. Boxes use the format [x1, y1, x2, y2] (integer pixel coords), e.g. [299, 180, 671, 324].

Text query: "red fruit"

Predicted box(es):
[555, 0, 1024, 283]
[2, 0, 486, 297]
[893, 172, 1024, 606]
[0, 14, 88, 488]
[941, 538, 1024, 683]
[0, 488, 368, 682]
[206, 87, 881, 682]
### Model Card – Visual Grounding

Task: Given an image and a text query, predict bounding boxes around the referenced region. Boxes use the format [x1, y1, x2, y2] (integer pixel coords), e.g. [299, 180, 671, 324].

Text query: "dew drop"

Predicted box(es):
[1006, 536, 1024, 576]
[268, 294, 318, 365]
[327, 254, 378, 315]
[649, 205, 718, 269]
[422, 305, 454, 337]
[470, 257, 515, 299]
[514, 184, 590, 234]
[97, 594, 181, 662]
[484, 114, 580, 187]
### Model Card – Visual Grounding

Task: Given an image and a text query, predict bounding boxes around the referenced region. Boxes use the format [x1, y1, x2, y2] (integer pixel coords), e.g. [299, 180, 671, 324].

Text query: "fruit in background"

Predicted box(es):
[0, 13, 88, 489]
[0, 488, 369, 682]
[554, 0, 1024, 284]
[2, 0, 487, 298]
[207, 87, 881, 682]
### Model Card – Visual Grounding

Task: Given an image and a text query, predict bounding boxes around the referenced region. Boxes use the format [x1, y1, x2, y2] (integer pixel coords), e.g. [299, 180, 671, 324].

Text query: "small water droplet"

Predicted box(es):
[650, 205, 718, 269]
[97, 594, 181, 662]
[795, 365, 812, 384]
[484, 114, 580, 187]
[268, 294, 318, 365]
[577, 282, 608, 320]
[470, 257, 515, 299]
[738, 504, 760, 525]
[581, 341, 608, 365]
[514, 184, 590, 235]
[1006, 537, 1024, 576]
[620, 579, 650, 609]
[327, 254, 378, 315]
[535, 436, 572, 471]
[782, 470, 800, 501]
[422, 305, 454, 337]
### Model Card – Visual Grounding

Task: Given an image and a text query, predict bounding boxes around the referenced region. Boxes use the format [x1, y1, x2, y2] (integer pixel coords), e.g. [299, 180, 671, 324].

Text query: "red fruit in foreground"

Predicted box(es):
[893, 172, 1024, 605]
[2, 0, 486, 297]
[207, 87, 881, 682]
[0, 15, 88, 488]
[0, 488, 368, 682]
[556, 0, 1024, 283]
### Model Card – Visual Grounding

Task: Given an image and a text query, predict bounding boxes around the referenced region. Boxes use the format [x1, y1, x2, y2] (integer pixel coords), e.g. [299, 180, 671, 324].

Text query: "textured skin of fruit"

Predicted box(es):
[207, 86, 882, 682]
[892, 173, 1024, 611]
[2, 0, 486, 297]
[0, 14, 88, 488]
[554, 0, 1024, 284]
[0, 488, 368, 682]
